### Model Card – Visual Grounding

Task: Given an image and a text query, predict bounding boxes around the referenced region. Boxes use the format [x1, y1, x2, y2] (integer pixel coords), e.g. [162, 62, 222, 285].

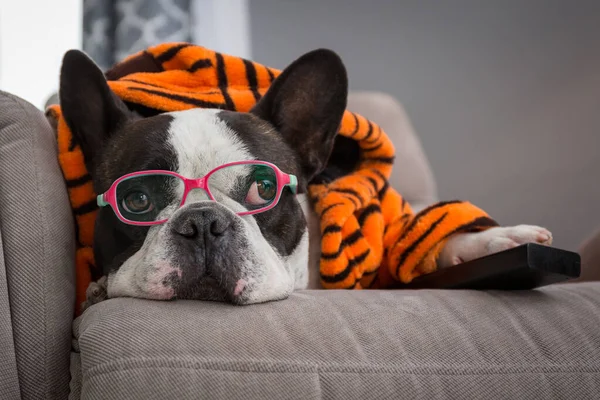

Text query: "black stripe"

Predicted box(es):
[362, 142, 383, 152]
[361, 272, 379, 288]
[378, 181, 390, 200]
[385, 214, 410, 235]
[123, 78, 222, 95]
[442, 216, 499, 239]
[266, 67, 275, 83]
[321, 229, 363, 260]
[308, 193, 321, 204]
[320, 202, 344, 216]
[65, 174, 92, 188]
[128, 87, 225, 109]
[215, 53, 235, 110]
[74, 217, 81, 247]
[156, 44, 190, 64]
[366, 177, 379, 194]
[68, 132, 78, 152]
[321, 249, 371, 283]
[332, 187, 362, 201]
[372, 169, 387, 181]
[121, 78, 171, 89]
[349, 113, 360, 136]
[370, 171, 386, 199]
[365, 131, 382, 144]
[189, 58, 212, 72]
[407, 216, 499, 277]
[414, 200, 464, 219]
[243, 59, 261, 101]
[395, 212, 448, 277]
[396, 200, 463, 244]
[364, 121, 374, 140]
[393, 213, 411, 226]
[401, 196, 407, 210]
[358, 204, 381, 226]
[364, 156, 395, 164]
[340, 194, 360, 209]
[323, 224, 342, 235]
[73, 199, 98, 216]
[343, 229, 363, 246]
[391, 200, 463, 257]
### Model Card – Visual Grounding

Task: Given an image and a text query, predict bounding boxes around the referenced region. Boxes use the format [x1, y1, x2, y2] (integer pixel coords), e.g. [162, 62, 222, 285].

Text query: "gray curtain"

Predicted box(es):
[83, 0, 192, 71]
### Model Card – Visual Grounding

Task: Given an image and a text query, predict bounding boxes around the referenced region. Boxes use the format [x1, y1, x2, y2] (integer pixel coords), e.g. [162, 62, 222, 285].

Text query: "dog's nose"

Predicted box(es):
[170, 203, 233, 240]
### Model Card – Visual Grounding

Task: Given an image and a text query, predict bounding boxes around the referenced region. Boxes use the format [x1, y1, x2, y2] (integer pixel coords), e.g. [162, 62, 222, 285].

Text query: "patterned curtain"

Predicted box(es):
[83, 0, 192, 71]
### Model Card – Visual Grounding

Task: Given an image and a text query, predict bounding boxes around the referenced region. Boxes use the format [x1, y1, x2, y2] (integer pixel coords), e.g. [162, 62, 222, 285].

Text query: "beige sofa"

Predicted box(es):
[1, 90, 599, 400]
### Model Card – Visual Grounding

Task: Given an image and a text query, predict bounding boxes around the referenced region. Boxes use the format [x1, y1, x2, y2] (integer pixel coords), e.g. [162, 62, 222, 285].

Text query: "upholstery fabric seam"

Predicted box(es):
[84, 364, 600, 379]
[82, 356, 600, 378]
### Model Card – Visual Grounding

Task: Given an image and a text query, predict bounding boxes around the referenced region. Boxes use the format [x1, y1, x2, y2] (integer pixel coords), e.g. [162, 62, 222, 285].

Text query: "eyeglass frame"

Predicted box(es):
[96, 160, 298, 226]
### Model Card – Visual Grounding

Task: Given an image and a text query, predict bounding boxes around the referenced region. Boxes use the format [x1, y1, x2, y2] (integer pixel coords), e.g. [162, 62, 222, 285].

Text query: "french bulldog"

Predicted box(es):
[58, 48, 552, 309]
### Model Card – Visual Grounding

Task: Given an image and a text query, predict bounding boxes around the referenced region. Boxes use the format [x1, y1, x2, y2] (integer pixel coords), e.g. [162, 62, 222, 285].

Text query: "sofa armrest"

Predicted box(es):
[0, 91, 75, 399]
[571, 228, 600, 283]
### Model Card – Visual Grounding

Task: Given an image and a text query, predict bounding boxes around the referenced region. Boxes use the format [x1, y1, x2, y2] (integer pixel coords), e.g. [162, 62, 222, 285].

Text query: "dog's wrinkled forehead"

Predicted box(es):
[100, 108, 302, 187]
[167, 109, 254, 178]
[168, 108, 302, 180]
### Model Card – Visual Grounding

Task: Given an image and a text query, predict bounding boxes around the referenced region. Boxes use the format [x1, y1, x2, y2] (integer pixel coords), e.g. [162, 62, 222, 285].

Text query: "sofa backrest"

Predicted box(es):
[347, 91, 438, 211]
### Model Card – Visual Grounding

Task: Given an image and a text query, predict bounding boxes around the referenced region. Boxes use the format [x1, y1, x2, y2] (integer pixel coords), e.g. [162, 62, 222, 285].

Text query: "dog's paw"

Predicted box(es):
[81, 276, 108, 313]
[438, 225, 553, 268]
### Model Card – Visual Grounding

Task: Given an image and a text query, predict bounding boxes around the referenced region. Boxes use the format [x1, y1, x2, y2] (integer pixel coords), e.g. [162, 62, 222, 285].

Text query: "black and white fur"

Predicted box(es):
[59, 49, 553, 309]
[60, 48, 346, 306]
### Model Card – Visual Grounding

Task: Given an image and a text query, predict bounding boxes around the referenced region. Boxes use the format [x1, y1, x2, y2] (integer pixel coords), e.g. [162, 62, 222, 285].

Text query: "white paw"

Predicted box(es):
[81, 276, 108, 312]
[438, 225, 552, 268]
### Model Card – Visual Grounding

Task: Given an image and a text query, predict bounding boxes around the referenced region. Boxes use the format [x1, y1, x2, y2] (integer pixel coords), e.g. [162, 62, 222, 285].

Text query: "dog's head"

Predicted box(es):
[59, 49, 348, 304]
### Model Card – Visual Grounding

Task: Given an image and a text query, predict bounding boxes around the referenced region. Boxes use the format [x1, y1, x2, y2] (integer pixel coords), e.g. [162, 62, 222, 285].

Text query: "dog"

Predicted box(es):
[57, 48, 552, 309]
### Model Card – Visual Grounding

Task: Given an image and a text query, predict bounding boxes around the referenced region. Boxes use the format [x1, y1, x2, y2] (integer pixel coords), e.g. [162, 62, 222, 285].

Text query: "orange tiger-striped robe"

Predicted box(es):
[47, 43, 497, 315]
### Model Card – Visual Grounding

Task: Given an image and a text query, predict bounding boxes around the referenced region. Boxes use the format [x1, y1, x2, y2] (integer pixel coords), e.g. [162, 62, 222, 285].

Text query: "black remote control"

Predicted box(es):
[395, 243, 581, 290]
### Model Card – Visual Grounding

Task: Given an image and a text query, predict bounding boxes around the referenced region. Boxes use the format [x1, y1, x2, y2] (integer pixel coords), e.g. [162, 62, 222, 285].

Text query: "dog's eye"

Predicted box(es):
[122, 191, 154, 214]
[257, 180, 276, 200]
[245, 179, 276, 206]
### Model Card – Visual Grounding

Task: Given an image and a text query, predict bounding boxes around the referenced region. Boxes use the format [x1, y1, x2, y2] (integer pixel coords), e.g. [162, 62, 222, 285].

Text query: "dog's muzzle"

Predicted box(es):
[170, 202, 235, 242]
[166, 202, 250, 302]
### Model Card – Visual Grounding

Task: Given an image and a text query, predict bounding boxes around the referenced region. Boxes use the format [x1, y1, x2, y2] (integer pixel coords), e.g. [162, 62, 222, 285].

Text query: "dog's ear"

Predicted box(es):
[59, 50, 130, 173]
[251, 49, 348, 182]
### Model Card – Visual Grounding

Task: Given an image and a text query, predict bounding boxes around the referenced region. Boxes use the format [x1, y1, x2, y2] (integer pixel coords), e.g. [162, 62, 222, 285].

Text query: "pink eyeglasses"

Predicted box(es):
[97, 160, 298, 226]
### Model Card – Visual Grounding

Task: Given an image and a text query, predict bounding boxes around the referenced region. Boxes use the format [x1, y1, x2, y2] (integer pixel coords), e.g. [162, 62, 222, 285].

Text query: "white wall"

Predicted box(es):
[249, 0, 600, 250]
[0, 0, 82, 109]
[191, 0, 251, 59]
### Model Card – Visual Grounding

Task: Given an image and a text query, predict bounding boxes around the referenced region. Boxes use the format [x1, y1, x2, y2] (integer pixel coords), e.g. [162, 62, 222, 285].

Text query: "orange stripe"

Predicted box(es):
[76, 211, 98, 247]
[59, 150, 89, 182]
[255, 64, 274, 89]
[74, 247, 93, 317]
[68, 181, 96, 209]
[339, 111, 359, 135]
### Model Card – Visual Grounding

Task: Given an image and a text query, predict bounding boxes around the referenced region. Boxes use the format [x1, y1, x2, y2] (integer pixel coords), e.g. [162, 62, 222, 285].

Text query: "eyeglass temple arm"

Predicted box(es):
[97, 194, 109, 207]
[287, 175, 298, 194]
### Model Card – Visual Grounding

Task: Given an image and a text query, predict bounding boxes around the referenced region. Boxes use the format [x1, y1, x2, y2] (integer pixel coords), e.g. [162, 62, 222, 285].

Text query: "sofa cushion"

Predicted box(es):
[0, 91, 75, 399]
[74, 284, 600, 399]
